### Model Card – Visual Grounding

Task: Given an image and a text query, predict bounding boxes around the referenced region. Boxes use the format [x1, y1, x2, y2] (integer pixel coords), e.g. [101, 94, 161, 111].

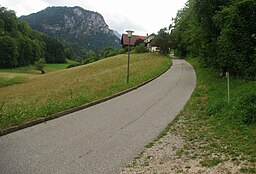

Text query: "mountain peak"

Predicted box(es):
[20, 6, 120, 57]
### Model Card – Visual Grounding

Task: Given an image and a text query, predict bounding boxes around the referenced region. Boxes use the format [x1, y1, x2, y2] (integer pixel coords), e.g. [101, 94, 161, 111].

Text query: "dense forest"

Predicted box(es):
[169, 0, 256, 77]
[0, 6, 65, 68]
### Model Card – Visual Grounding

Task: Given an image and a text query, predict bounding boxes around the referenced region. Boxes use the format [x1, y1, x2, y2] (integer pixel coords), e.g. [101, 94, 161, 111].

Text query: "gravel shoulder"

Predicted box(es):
[121, 115, 243, 174]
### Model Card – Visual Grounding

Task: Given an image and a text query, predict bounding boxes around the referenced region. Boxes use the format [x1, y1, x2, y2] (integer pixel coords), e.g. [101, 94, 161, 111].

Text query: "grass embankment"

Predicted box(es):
[0, 53, 171, 131]
[166, 57, 256, 172]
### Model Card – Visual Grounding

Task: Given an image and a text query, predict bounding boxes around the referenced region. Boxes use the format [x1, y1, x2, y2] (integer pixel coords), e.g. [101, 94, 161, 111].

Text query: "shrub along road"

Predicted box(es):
[0, 58, 196, 174]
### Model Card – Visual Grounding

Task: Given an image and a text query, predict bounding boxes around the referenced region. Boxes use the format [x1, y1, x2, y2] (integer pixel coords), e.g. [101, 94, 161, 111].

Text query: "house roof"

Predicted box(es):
[144, 34, 156, 43]
[121, 34, 147, 46]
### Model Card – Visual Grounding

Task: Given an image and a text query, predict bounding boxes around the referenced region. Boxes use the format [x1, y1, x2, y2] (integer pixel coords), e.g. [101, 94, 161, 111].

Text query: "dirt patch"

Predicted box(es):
[120, 103, 251, 174]
[121, 130, 243, 174]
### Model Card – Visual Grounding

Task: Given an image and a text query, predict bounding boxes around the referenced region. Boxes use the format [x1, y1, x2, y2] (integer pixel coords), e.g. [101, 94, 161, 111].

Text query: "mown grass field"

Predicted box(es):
[0, 59, 78, 74]
[0, 53, 171, 131]
[0, 59, 79, 88]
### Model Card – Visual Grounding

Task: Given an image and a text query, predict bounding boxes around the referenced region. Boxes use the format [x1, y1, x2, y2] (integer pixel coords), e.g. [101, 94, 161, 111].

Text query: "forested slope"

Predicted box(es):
[170, 0, 256, 77]
[0, 6, 65, 68]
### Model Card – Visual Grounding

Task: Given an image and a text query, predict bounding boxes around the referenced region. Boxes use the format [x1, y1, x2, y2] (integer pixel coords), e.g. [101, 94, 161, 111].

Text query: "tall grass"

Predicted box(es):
[176, 57, 256, 170]
[0, 53, 171, 130]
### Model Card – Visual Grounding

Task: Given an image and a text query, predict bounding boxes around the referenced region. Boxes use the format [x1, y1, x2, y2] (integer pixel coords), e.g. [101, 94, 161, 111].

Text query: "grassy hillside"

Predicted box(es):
[0, 53, 171, 131]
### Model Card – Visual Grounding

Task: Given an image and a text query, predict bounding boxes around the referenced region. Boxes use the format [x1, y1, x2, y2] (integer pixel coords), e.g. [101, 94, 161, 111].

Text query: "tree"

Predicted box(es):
[85, 50, 98, 63]
[44, 36, 65, 63]
[151, 28, 171, 54]
[0, 36, 18, 68]
[16, 36, 33, 66]
[0, 19, 4, 34]
[31, 39, 44, 62]
[0, 6, 67, 68]
[34, 58, 46, 74]
[18, 21, 31, 36]
[169, 0, 255, 77]
[214, 0, 256, 76]
[102, 47, 115, 58]
[0, 7, 17, 32]
[170, 5, 191, 57]
[65, 48, 73, 60]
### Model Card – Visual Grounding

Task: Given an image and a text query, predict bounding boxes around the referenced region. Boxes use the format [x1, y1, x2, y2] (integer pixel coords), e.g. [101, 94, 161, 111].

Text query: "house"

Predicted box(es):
[144, 34, 160, 52]
[121, 34, 147, 48]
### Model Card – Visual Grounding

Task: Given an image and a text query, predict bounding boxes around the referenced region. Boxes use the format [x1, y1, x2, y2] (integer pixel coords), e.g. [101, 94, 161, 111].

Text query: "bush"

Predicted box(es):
[134, 43, 147, 54]
[236, 93, 256, 124]
[34, 58, 46, 74]
[102, 47, 127, 58]
[85, 50, 99, 63]
[66, 63, 81, 69]
[116, 48, 127, 54]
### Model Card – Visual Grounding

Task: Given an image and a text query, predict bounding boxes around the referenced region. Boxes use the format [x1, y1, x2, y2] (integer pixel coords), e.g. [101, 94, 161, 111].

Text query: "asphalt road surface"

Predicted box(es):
[0, 58, 196, 174]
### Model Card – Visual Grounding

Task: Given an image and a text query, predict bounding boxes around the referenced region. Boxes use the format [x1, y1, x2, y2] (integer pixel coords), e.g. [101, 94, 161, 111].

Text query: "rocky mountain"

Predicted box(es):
[113, 30, 121, 39]
[20, 6, 121, 58]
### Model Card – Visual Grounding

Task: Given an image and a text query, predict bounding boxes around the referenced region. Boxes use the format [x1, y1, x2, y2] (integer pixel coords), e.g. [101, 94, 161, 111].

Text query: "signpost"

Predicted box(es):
[226, 72, 230, 103]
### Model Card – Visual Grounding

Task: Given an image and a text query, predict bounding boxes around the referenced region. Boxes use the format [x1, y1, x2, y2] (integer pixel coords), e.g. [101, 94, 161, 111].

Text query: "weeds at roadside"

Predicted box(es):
[123, 57, 256, 173]
[172, 57, 256, 171]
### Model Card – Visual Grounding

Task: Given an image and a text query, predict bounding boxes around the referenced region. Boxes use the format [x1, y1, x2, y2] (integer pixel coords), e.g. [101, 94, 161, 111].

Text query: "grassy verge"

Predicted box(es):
[168, 57, 256, 171]
[0, 53, 171, 131]
[123, 57, 255, 173]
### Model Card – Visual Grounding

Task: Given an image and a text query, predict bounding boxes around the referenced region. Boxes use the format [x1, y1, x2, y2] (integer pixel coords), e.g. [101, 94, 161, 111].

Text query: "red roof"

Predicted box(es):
[121, 34, 147, 46]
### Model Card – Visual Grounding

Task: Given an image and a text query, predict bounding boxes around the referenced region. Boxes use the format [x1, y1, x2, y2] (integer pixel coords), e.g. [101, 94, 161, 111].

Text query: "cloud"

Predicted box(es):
[104, 13, 147, 35]
[1, 0, 187, 35]
[1, 0, 50, 17]
[40, 0, 79, 6]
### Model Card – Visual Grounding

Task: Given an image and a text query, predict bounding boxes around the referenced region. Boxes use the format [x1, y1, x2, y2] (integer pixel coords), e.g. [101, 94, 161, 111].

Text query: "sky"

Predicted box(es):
[1, 0, 187, 35]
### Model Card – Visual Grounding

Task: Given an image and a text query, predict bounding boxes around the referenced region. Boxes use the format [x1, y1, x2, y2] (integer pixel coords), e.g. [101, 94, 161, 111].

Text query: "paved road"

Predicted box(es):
[0, 58, 196, 174]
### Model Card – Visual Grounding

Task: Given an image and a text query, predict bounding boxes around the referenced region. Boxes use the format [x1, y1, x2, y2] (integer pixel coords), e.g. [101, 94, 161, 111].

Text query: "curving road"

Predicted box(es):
[0, 58, 196, 174]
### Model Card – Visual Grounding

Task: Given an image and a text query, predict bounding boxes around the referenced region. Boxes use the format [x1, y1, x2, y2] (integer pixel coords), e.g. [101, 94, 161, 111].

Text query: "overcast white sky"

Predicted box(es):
[1, 0, 187, 35]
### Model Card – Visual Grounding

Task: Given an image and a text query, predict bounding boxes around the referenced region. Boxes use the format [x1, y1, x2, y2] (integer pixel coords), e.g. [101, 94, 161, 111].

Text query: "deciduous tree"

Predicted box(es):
[34, 58, 46, 74]
[0, 36, 18, 68]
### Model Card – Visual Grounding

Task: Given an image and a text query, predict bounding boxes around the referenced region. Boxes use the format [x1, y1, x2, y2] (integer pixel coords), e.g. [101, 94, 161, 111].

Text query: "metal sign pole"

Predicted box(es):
[226, 72, 230, 103]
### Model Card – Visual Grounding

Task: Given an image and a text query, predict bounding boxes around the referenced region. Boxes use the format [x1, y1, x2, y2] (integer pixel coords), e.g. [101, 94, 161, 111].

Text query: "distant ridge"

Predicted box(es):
[20, 6, 121, 58]
[113, 30, 121, 39]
